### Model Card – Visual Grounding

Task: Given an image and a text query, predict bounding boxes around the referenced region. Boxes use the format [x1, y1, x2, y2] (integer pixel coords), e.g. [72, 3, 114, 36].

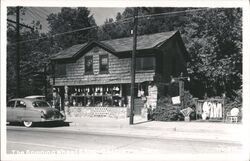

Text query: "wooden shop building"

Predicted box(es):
[50, 30, 189, 118]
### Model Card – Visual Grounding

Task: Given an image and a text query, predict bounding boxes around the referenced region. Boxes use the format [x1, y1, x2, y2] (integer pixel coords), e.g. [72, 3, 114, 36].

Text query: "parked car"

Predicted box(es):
[7, 98, 66, 127]
[25, 95, 54, 106]
[25, 95, 46, 100]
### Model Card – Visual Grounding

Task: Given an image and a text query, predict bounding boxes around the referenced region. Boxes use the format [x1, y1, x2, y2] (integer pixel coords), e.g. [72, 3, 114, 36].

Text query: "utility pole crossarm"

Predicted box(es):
[7, 19, 34, 30]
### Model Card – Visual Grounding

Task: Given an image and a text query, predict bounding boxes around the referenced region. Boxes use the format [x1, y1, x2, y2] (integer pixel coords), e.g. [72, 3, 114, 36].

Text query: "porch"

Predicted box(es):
[53, 82, 158, 119]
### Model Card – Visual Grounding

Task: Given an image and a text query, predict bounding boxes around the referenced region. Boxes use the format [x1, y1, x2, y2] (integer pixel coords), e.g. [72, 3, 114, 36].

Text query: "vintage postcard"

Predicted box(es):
[1, 0, 249, 160]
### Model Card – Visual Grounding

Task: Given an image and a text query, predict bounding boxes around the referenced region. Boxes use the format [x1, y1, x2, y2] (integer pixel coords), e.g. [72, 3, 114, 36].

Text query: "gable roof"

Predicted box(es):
[101, 30, 177, 53]
[50, 30, 179, 60]
[51, 43, 87, 60]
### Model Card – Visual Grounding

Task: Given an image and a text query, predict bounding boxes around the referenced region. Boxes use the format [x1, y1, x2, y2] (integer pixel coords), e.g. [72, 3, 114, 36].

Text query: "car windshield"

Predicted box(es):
[32, 101, 51, 108]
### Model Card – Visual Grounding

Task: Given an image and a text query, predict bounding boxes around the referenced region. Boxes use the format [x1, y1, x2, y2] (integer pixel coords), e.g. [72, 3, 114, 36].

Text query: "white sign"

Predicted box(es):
[172, 96, 181, 105]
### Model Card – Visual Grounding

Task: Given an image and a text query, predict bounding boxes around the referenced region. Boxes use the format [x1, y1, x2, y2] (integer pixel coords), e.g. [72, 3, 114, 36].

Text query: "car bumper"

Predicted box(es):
[41, 116, 66, 122]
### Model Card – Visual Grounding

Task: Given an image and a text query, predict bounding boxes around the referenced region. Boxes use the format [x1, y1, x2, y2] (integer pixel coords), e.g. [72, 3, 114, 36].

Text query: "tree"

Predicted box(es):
[97, 7, 190, 40]
[47, 7, 97, 49]
[7, 7, 99, 99]
[7, 29, 50, 98]
[183, 8, 242, 98]
[7, 7, 58, 98]
[98, 7, 242, 99]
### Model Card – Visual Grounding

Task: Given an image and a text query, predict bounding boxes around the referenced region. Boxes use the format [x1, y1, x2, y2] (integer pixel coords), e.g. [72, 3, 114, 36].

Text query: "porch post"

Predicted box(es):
[179, 80, 184, 109]
[64, 86, 69, 113]
[52, 87, 57, 108]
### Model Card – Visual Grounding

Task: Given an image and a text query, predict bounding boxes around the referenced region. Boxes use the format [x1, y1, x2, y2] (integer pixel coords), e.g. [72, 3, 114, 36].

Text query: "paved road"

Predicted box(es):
[7, 125, 242, 155]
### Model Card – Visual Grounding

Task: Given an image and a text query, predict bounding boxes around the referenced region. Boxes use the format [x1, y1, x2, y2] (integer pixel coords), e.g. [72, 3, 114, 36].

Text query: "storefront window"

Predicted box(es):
[99, 55, 109, 73]
[70, 84, 127, 107]
[85, 56, 93, 74]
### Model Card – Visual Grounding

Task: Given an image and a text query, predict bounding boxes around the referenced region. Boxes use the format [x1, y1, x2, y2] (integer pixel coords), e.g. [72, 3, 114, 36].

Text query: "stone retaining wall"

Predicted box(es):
[65, 106, 128, 119]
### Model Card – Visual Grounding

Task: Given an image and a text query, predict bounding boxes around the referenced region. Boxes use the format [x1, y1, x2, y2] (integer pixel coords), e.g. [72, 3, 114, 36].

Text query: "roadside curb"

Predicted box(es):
[62, 117, 242, 144]
[65, 118, 242, 134]
[65, 122, 242, 144]
[6, 124, 241, 144]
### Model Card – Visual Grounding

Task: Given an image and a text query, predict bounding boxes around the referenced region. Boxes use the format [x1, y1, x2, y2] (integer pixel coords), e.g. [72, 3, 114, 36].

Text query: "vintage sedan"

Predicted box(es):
[25, 95, 46, 100]
[7, 98, 66, 127]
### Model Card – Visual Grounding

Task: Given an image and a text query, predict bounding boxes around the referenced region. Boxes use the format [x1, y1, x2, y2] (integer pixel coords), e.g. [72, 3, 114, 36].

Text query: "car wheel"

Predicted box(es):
[23, 121, 33, 127]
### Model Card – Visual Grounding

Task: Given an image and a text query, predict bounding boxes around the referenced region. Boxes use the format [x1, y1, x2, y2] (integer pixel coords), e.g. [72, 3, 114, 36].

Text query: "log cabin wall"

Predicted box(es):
[53, 47, 155, 86]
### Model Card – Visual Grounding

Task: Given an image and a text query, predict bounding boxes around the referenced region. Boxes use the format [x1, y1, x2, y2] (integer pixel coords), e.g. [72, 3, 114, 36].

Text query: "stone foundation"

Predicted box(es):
[65, 106, 128, 119]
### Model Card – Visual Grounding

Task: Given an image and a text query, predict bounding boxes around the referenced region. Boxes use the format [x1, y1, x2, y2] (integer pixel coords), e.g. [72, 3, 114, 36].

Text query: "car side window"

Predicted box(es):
[16, 101, 26, 108]
[7, 101, 15, 108]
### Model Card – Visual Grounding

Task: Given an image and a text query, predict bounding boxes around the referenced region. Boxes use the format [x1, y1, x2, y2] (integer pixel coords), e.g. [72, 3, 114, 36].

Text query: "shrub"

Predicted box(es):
[152, 105, 184, 121]
[189, 111, 196, 120]
[183, 91, 196, 110]
[151, 97, 184, 121]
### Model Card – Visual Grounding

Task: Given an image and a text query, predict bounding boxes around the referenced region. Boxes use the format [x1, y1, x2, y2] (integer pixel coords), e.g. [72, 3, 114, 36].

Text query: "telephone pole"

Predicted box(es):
[8, 7, 34, 97]
[16, 6, 20, 97]
[130, 7, 138, 125]
[44, 64, 48, 100]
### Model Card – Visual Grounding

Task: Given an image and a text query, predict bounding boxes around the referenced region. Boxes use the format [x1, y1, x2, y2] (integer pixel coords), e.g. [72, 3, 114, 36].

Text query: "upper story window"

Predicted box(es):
[99, 55, 109, 73]
[85, 56, 93, 74]
[136, 57, 156, 71]
[55, 63, 66, 76]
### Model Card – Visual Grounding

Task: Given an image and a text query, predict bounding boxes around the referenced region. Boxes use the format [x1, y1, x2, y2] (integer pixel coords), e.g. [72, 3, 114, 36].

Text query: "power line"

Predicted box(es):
[35, 8, 50, 17]
[25, 8, 49, 31]
[8, 8, 210, 45]
[41, 8, 57, 15]
[7, 19, 34, 30]
[11, 26, 98, 45]
[26, 8, 44, 22]
[27, 7, 49, 20]
[137, 8, 209, 19]
[102, 8, 209, 25]
[25, 11, 38, 22]
[28, 8, 45, 20]
[8, 15, 134, 45]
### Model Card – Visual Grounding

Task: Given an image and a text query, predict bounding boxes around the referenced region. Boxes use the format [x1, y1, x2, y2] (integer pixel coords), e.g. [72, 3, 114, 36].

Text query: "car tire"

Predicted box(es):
[23, 121, 33, 127]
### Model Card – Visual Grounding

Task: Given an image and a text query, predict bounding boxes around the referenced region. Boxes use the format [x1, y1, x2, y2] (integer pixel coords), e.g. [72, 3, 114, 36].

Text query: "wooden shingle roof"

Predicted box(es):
[50, 30, 178, 60]
[51, 43, 87, 60]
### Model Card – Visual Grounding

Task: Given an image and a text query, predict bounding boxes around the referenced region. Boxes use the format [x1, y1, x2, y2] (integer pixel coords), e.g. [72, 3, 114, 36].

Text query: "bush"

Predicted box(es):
[152, 105, 184, 121]
[183, 91, 196, 110]
[151, 97, 184, 121]
[189, 111, 196, 120]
